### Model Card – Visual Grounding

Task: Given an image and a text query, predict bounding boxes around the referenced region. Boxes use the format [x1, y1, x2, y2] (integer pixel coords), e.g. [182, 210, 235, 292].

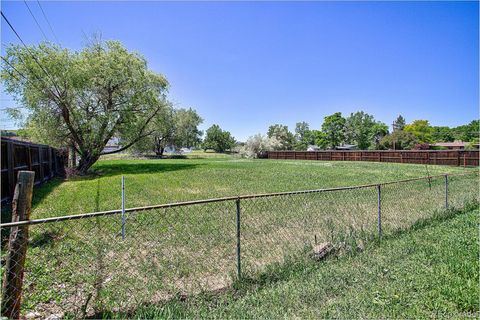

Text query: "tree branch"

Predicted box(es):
[100, 130, 155, 155]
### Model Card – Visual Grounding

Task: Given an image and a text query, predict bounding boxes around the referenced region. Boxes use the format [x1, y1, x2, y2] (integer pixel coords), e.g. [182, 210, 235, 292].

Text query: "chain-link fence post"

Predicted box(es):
[444, 174, 448, 209]
[377, 185, 382, 239]
[121, 175, 126, 240]
[1, 171, 35, 319]
[236, 197, 241, 279]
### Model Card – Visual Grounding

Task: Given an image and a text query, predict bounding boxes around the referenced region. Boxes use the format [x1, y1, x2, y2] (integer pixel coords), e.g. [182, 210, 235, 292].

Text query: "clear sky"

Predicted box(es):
[1, 1, 478, 141]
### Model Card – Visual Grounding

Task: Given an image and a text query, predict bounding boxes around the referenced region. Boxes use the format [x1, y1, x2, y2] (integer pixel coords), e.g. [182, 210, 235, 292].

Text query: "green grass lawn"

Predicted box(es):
[126, 206, 480, 319]
[2, 156, 478, 318]
[31, 155, 474, 219]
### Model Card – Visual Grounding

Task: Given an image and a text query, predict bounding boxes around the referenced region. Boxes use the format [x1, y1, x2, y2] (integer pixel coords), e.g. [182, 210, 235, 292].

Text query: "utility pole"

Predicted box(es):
[392, 121, 396, 150]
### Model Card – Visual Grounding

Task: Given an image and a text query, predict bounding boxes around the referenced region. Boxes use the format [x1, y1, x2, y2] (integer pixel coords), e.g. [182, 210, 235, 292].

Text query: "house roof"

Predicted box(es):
[431, 141, 467, 147]
[336, 144, 357, 150]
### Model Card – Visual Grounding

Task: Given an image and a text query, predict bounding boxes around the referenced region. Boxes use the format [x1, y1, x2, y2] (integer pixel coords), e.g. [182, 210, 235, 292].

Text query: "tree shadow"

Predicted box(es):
[31, 178, 65, 208]
[1, 178, 65, 247]
[90, 161, 202, 178]
[29, 230, 63, 248]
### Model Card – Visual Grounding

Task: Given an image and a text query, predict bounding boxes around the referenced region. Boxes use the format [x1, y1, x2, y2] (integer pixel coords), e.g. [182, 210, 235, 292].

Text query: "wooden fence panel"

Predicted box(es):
[1, 138, 66, 203]
[267, 150, 479, 167]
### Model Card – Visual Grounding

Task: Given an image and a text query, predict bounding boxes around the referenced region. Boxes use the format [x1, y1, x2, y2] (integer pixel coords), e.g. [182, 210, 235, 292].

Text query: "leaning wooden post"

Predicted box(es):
[1, 171, 35, 319]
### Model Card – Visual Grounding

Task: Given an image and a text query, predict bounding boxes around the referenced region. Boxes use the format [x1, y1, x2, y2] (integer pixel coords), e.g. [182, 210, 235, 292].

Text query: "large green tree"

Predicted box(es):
[344, 111, 376, 149]
[392, 115, 406, 132]
[173, 108, 203, 148]
[202, 124, 235, 152]
[312, 130, 328, 149]
[267, 124, 295, 150]
[431, 126, 454, 142]
[404, 120, 433, 143]
[452, 120, 479, 142]
[131, 106, 202, 156]
[380, 131, 418, 150]
[370, 122, 389, 149]
[2, 40, 169, 174]
[294, 121, 314, 150]
[321, 112, 346, 149]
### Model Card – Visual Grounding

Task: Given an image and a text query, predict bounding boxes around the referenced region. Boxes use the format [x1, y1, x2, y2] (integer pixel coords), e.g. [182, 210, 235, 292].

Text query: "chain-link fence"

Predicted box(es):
[1, 172, 478, 318]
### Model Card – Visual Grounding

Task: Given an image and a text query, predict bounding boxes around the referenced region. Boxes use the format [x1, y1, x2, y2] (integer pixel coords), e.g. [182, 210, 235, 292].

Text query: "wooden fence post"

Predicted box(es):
[1, 171, 35, 319]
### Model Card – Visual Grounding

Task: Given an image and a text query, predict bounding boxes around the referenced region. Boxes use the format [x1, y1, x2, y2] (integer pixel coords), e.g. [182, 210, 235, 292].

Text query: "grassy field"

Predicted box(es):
[30, 154, 473, 219]
[2, 155, 478, 318]
[129, 206, 479, 319]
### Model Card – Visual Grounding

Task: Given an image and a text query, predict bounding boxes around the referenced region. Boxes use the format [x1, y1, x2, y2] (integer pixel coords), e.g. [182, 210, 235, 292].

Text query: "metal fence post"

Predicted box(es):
[236, 197, 241, 279]
[445, 174, 448, 209]
[121, 176, 126, 240]
[377, 185, 382, 239]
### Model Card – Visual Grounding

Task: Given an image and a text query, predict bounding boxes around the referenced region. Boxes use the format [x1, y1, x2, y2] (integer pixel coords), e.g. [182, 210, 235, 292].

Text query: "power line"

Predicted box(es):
[1, 10, 63, 99]
[23, 0, 49, 41]
[36, 0, 59, 43]
[0, 55, 62, 110]
[1, 12, 29, 48]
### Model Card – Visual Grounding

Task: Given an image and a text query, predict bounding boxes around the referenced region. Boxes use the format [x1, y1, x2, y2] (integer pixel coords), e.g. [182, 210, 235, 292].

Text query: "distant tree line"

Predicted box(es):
[263, 111, 390, 151]
[240, 112, 479, 158]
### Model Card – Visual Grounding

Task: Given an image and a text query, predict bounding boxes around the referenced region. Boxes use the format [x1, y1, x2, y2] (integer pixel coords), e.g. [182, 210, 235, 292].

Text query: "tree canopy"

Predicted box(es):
[2, 40, 169, 174]
[380, 130, 418, 150]
[321, 112, 346, 149]
[344, 111, 389, 150]
[392, 115, 406, 132]
[267, 124, 295, 150]
[294, 121, 315, 150]
[131, 106, 203, 156]
[431, 126, 454, 143]
[404, 120, 433, 143]
[202, 124, 235, 152]
[452, 120, 479, 143]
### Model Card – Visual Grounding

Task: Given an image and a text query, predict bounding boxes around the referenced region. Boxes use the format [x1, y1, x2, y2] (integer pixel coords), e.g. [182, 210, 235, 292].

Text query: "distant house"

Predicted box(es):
[335, 144, 357, 150]
[180, 147, 192, 153]
[163, 146, 192, 154]
[429, 140, 479, 150]
[103, 137, 121, 153]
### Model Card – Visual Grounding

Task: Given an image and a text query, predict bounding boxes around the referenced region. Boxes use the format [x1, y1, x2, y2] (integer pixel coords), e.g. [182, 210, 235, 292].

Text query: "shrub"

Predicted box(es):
[239, 134, 281, 158]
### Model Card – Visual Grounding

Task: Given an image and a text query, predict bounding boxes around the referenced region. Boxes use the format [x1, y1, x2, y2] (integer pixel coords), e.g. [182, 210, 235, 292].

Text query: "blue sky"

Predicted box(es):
[1, 1, 478, 141]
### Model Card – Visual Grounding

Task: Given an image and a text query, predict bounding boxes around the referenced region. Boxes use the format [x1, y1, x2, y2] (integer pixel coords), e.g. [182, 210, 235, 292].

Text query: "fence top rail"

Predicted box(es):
[268, 149, 479, 153]
[1, 137, 60, 151]
[0, 171, 477, 228]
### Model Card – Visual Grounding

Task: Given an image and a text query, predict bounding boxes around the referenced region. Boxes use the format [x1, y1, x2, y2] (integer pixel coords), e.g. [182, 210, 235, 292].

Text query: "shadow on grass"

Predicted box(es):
[90, 162, 203, 178]
[82, 201, 479, 319]
[1, 177, 65, 247]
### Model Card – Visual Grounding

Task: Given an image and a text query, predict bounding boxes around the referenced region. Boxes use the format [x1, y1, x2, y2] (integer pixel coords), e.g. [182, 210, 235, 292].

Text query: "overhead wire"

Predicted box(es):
[1, 11, 63, 99]
[36, 0, 59, 43]
[23, 0, 49, 41]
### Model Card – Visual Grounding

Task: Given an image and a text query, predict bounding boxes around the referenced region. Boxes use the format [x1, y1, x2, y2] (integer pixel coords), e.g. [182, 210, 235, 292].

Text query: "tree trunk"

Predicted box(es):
[69, 145, 77, 168]
[76, 153, 100, 175]
[155, 147, 165, 157]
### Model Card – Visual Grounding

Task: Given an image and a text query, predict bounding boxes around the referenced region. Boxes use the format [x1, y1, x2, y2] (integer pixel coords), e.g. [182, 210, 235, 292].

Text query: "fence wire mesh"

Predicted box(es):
[1, 172, 478, 318]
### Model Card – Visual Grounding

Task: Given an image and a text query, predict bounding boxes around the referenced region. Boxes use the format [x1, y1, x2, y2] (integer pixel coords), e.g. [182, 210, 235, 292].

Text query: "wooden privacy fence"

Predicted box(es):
[267, 150, 479, 167]
[1, 137, 66, 203]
